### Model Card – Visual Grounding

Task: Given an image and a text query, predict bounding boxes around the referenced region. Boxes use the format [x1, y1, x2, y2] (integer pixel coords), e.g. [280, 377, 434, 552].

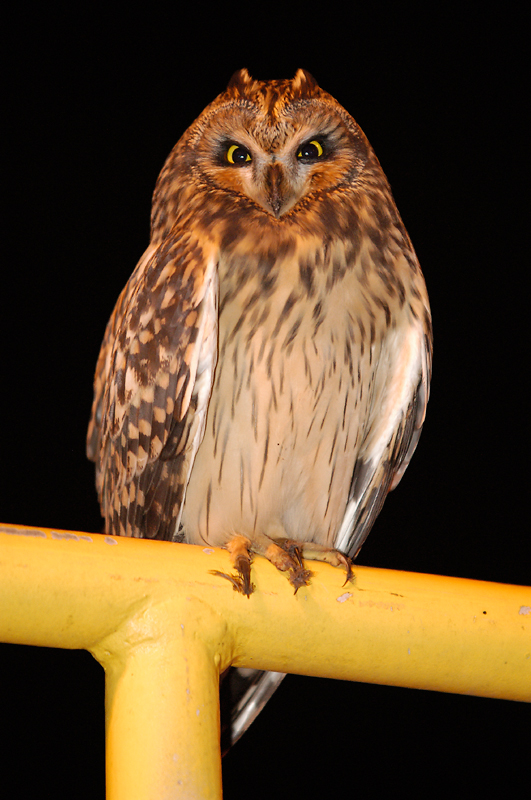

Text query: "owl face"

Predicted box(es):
[179, 69, 371, 219]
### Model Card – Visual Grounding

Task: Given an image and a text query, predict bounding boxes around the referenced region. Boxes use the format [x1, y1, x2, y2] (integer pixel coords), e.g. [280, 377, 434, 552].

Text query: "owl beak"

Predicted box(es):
[264, 162, 287, 218]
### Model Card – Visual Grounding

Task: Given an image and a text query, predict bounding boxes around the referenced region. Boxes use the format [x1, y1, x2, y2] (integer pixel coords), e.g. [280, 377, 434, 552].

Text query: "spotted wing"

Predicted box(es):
[87, 228, 219, 540]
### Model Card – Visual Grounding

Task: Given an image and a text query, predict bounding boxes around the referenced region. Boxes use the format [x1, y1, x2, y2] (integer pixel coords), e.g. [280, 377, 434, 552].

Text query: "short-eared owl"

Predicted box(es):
[87, 68, 432, 745]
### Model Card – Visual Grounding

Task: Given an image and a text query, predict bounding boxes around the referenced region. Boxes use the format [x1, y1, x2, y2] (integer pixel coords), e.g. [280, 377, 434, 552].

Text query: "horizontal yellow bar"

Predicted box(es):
[1, 522, 529, 701]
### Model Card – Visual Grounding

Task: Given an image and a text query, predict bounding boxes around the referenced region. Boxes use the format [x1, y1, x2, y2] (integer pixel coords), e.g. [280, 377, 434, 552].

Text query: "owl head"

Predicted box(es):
[153, 69, 380, 234]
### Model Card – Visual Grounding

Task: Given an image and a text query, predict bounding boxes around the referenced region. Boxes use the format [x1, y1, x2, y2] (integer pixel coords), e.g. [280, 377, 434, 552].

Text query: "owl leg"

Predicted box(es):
[211, 532, 310, 596]
[210, 534, 254, 597]
[252, 531, 313, 592]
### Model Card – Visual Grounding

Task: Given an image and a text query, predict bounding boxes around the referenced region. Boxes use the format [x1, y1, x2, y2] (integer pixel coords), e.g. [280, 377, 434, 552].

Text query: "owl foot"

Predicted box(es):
[210, 534, 351, 596]
[298, 542, 354, 585]
[210, 535, 254, 597]
[270, 538, 313, 593]
[259, 538, 312, 593]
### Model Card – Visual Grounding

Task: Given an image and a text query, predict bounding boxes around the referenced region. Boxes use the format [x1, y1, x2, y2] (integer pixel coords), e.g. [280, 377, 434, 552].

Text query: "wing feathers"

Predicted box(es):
[87, 229, 219, 539]
[335, 320, 431, 556]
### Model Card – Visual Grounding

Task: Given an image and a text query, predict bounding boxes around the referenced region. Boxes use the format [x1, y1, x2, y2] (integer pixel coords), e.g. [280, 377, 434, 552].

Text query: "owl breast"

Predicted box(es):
[180, 235, 379, 548]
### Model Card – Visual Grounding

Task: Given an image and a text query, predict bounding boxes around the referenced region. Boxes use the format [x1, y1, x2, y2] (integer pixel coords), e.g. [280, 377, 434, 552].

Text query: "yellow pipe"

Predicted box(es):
[97, 596, 226, 799]
[1, 522, 530, 798]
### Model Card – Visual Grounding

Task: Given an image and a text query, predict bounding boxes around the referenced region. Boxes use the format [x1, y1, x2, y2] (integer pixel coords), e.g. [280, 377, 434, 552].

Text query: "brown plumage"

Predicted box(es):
[87, 68, 432, 744]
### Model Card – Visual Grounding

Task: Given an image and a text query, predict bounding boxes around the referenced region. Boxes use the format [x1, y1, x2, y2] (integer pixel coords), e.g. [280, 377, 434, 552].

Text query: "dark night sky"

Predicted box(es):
[1, 6, 528, 798]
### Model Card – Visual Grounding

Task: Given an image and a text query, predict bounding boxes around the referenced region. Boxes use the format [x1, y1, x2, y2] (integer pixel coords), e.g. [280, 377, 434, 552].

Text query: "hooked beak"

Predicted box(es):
[264, 162, 287, 218]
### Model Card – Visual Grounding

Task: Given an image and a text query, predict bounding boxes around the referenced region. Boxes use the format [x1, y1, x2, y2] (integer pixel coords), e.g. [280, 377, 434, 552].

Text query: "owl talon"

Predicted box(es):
[209, 570, 254, 597]
[280, 539, 305, 569]
[341, 556, 354, 585]
[288, 567, 313, 593]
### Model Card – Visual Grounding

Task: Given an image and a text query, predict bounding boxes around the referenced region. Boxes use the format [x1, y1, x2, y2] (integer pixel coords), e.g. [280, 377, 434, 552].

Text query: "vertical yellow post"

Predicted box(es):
[91, 597, 232, 800]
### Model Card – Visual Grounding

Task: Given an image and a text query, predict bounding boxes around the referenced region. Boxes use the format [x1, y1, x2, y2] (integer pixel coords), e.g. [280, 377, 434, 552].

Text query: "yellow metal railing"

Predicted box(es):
[1, 522, 530, 798]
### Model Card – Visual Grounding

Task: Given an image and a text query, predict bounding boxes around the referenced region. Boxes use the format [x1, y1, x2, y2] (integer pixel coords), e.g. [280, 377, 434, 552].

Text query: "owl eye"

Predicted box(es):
[297, 140, 324, 161]
[225, 144, 252, 165]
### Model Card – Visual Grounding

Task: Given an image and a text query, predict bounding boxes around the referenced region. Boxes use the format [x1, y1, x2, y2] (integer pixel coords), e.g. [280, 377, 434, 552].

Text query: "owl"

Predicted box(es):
[87, 68, 432, 746]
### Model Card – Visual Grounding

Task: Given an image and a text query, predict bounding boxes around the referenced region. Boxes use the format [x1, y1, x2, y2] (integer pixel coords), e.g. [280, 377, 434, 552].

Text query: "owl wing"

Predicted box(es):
[335, 321, 432, 558]
[87, 227, 219, 540]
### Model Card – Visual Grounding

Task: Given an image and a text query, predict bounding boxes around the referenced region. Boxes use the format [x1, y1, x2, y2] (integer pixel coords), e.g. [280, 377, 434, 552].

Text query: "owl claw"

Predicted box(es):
[341, 558, 354, 586]
[288, 567, 313, 593]
[209, 570, 254, 597]
[275, 538, 305, 569]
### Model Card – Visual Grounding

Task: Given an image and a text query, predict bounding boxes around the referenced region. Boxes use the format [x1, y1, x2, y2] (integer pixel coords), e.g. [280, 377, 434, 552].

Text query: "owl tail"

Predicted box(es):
[220, 668, 286, 754]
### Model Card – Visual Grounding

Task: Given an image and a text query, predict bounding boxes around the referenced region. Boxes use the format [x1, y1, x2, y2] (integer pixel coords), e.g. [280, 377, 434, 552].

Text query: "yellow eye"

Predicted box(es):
[297, 140, 324, 160]
[226, 144, 252, 164]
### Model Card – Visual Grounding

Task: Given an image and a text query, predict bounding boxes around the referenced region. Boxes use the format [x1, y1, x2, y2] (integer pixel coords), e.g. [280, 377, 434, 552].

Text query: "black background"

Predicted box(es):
[1, 5, 528, 798]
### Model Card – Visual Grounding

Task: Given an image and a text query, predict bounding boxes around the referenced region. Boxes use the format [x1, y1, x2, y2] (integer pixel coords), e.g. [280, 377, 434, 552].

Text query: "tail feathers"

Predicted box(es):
[220, 668, 286, 754]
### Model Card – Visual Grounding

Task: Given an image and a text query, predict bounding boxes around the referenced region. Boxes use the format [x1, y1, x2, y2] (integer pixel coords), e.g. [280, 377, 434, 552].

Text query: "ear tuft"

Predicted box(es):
[227, 68, 255, 96]
[291, 69, 320, 97]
